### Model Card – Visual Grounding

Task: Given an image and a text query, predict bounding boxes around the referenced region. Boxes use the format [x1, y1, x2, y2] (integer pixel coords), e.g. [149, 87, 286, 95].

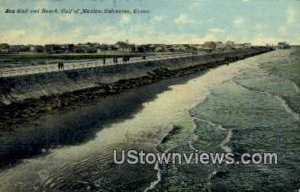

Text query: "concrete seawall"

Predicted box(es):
[0, 48, 272, 105]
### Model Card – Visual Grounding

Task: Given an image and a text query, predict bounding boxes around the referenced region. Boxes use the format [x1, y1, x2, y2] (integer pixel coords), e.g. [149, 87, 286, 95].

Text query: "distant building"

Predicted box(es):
[45, 44, 62, 53]
[136, 45, 149, 53]
[215, 41, 226, 50]
[203, 41, 217, 51]
[191, 44, 204, 51]
[172, 44, 187, 51]
[153, 44, 166, 52]
[233, 43, 252, 50]
[45, 44, 74, 53]
[225, 40, 235, 48]
[30, 45, 45, 52]
[8, 45, 30, 52]
[0, 43, 9, 52]
[242, 43, 252, 48]
[277, 42, 290, 49]
[66, 44, 74, 53]
[233, 44, 244, 50]
[74, 44, 89, 53]
[115, 41, 135, 52]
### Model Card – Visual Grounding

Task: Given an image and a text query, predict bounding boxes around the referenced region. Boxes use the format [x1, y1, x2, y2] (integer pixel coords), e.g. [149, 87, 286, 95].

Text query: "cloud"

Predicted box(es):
[59, 14, 75, 22]
[153, 15, 164, 22]
[286, 8, 296, 24]
[233, 16, 245, 28]
[0, 29, 26, 44]
[250, 33, 282, 45]
[254, 23, 263, 30]
[82, 23, 219, 44]
[0, 26, 85, 45]
[142, 32, 216, 44]
[174, 14, 194, 25]
[208, 18, 215, 23]
[0, 0, 299, 45]
[277, 7, 299, 37]
[209, 28, 226, 34]
[120, 14, 131, 24]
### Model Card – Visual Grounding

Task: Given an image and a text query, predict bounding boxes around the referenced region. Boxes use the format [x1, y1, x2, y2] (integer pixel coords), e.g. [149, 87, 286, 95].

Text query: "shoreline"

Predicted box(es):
[0, 49, 273, 132]
[0, 49, 275, 171]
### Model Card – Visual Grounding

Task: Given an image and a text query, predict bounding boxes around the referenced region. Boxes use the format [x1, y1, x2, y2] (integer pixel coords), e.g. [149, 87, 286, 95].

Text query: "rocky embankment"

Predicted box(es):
[0, 48, 273, 130]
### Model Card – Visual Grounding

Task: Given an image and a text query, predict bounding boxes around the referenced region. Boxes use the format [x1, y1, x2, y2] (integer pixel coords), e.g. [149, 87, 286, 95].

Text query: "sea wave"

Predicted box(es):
[233, 79, 300, 121]
[143, 162, 162, 192]
[143, 123, 177, 192]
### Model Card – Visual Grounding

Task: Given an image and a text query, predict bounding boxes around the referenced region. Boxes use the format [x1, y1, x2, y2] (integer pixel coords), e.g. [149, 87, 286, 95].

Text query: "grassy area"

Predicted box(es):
[0, 52, 141, 61]
[0, 52, 143, 67]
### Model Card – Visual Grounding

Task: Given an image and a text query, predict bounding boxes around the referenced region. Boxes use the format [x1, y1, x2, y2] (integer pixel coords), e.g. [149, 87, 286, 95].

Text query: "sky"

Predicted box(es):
[0, 0, 299, 45]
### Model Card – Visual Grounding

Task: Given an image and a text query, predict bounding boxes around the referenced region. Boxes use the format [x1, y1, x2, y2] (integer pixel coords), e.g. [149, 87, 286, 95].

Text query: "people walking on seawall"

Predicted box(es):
[142, 55, 146, 60]
[113, 57, 118, 64]
[103, 58, 106, 65]
[122, 56, 130, 63]
[58, 62, 64, 70]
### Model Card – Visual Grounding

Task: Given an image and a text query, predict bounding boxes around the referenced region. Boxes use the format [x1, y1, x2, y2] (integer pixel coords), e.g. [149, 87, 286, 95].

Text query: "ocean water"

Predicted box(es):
[157, 48, 300, 192]
[0, 48, 299, 191]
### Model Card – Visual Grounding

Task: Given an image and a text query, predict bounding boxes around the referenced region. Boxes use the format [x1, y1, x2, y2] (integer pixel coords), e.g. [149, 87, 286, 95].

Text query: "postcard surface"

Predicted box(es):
[0, 0, 299, 191]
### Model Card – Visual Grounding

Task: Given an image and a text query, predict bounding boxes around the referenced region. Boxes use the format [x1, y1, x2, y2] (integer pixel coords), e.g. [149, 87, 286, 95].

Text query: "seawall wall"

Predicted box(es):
[0, 48, 272, 105]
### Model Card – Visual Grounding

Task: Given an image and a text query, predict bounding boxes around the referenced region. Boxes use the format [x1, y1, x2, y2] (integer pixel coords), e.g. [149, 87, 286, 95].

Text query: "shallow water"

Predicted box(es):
[158, 48, 300, 191]
[0, 49, 299, 191]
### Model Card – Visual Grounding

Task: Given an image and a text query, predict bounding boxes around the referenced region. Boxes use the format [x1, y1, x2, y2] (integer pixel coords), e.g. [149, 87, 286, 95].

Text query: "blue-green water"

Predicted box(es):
[157, 48, 300, 191]
[0, 49, 299, 191]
